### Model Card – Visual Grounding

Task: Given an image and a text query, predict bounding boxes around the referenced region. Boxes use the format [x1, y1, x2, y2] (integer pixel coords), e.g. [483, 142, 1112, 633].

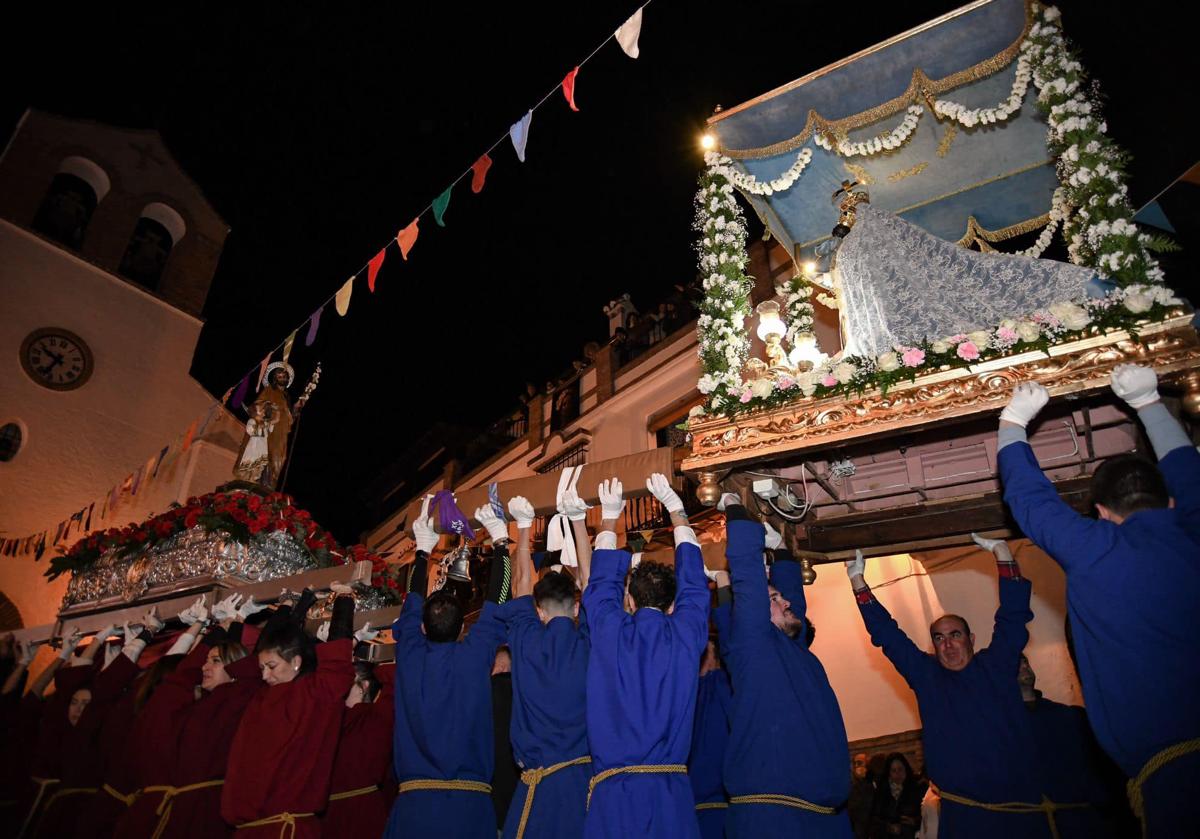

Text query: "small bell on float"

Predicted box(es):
[445, 545, 473, 583]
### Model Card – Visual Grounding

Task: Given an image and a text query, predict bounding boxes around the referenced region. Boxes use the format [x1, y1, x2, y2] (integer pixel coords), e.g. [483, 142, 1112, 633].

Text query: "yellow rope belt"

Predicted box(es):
[102, 783, 139, 807]
[938, 789, 1088, 839]
[235, 811, 315, 838]
[729, 793, 836, 815]
[514, 756, 591, 839]
[586, 764, 687, 809]
[146, 779, 225, 839]
[1126, 737, 1200, 839]
[328, 784, 380, 802]
[24, 786, 97, 839]
[695, 801, 729, 811]
[397, 779, 493, 796]
[17, 776, 58, 839]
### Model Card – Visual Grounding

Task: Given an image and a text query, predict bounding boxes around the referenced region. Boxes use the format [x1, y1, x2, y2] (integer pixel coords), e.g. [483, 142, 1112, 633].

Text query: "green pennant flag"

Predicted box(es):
[432, 185, 452, 227]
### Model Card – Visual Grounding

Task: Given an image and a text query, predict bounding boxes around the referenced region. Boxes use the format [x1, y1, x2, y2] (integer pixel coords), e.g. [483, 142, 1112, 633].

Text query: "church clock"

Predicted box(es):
[20, 327, 94, 391]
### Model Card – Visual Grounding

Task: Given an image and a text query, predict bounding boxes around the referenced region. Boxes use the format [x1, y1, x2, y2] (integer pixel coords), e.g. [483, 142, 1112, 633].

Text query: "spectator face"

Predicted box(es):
[768, 586, 803, 639]
[930, 616, 975, 671]
[1018, 654, 1037, 690]
[201, 648, 233, 691]
[852, 754, 868, 779]
[258, 650, 301, 685]
[68, 688, 92, 726]
[345, 681, 367, 709]
[888, 758, 908, 785]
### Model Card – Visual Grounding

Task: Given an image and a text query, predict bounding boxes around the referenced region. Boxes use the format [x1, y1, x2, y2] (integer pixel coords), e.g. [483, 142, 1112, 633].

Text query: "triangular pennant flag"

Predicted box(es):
[432, 186, 452, 227]
[196, 404, 219, 439]
[121, 473, 134, 494]
[100, 492, 109, 521]
[470, 154, 493, 194]
[281, 330, 296, 364]
[181, 419, 198, 452]
[335, 277, 354, 316]
[231, 373, 250, 410]
[143, 453, 158, 487]
[256, 353, 272, 392]
[130, 465, 145, 496]
[84, 502, 94, 531]
[616, 7, 643, 58]
[152, 444, 169, 475]
[397, 218, 419, 260]
[305, 305, 324, 345]
[509, 111, 532, 163]
[221, 385, 234, 405]
[54, 521, 64, 544]
[367, 249, 387, 292]
[35, 533, 47, 560]
[108, 483, 121, 510]
[562, 66, 580, 111]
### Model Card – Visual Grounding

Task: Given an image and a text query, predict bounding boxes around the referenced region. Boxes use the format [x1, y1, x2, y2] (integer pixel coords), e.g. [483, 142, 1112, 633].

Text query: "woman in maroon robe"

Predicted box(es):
[320, 661, 395, 837]
[221, 591, 354, 839]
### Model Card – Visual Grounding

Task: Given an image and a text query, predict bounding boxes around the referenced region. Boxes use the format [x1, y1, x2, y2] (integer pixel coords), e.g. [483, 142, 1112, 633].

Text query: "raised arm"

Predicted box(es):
[647, 473, 708, 650]
[507, 496, 536, 598]
[997, 382, 1115, 567]
[395, 496, 438, 644]
[1111, 364, 1200, 516]
[970, 534, 1033, 664]
[476, 502, 516, 603]
[711, 571, 733, 663]
[717, 493, 773, 642]
[845, 551, 930, 688]
[2, 640, 39, 696]
[583, 479, 631, 638]
[558, 488, 593, 592]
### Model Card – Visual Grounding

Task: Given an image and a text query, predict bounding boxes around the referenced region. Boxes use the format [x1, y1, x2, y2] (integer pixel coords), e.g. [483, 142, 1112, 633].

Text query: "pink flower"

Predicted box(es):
[956, 341, 980, 361]
[821, 374, 837, 387]
[997, 327, 1017, 342]
[777, 375, 797, 390]
[739, 388, 753, 403]
[947, 333, 967, 344]
[901, 347, 925, 367]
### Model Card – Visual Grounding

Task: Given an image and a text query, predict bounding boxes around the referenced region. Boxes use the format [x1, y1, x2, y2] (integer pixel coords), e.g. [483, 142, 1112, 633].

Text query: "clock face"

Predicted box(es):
[20, 328, 94, 391]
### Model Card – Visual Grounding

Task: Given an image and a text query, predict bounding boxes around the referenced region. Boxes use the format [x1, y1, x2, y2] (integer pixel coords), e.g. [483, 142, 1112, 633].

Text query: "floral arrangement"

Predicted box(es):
[814, 105, 924, 156]
[48, 488, 400, 601]
[694, 166, 754, 403]
[690, 284, 1182, 418]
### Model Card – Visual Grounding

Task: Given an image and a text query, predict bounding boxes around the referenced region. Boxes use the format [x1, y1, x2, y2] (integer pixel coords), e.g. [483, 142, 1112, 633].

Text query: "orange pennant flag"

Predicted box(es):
[397, 218, 419, 260]
[181, 419, 198, 452]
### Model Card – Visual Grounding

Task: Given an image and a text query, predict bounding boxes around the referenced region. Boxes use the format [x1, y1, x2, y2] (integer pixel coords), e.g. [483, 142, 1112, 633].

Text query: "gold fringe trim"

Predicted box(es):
[957, 212, 1051, 250]
[719, 1, 1033, 160]
[887, 162, 929, 183]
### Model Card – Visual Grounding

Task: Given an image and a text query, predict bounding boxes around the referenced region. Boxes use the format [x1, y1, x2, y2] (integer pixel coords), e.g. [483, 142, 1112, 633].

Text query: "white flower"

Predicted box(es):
[1016, 321, 1041, 342]
[687, 405, 706, 419]
[697, 374, 718, 395]
[931, 340, 952, 354]
[876, 351, 901, 372]
[968, 330, 993, 349]
[1123, 293, 1152, 314]
[750, 378, 775, 399]
[833, 362, 857, 384]
[1048, 302, 1091, 331]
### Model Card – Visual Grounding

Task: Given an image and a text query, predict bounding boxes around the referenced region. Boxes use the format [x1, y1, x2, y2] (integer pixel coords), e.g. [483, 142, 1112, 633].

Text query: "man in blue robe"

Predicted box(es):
[717, 495, 852, 838]
[385, 498, 510, 839]
[688, 621, 732, 839]
[582, 473, 708, 838]
[846, 534, 1053, 838]
[996, 365, 1200, 838]
[494, 489, 594, 839]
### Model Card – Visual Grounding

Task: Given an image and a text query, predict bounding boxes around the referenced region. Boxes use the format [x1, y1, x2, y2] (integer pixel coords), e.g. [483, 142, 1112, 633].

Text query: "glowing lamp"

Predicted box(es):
[802, 261, 817, 276]
[788, 332, 827, 371]
[755, 300, 786, 340]
[700, 133, 716, 151]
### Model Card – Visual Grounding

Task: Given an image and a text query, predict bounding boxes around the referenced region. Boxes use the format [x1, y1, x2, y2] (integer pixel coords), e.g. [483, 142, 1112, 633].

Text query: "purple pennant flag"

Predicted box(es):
[305, 305, 324, 346]
[430, 489, 475, 540]
[54, 522, 64, 544]
[84, 502, 94, 531]
[130, 465, 144, 496]
[231, 373, 250, 411]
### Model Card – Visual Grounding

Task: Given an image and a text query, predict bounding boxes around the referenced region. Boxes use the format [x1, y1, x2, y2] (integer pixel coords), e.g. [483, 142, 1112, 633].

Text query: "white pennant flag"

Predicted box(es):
[615, 8, 642, 59]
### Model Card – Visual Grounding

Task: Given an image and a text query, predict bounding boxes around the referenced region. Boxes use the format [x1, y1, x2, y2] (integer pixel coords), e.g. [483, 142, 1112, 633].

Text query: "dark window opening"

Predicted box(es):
[549, 384, 580, 432]
[0, 423, 22, 462]
[120, 217, 174, 290]
[32, 173, 97, 249]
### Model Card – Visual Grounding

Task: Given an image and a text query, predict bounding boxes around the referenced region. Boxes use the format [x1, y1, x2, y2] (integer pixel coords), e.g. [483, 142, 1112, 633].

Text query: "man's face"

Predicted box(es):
[768, 586, 802, 639]
[270, 369, 288, 388]
[1018, 655, 1036, 689]
[852, 754, 868, 780]
[889, 759, 907, 785]
[930, 616, 975, 671]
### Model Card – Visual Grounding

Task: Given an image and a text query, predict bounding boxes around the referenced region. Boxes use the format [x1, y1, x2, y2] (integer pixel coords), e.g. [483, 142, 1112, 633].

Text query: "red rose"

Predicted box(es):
[272, 518, 289, 532]
[184, 511, 201, 529]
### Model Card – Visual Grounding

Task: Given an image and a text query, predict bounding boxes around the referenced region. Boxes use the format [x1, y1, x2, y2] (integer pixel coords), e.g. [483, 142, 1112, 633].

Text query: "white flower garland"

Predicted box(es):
[934, 50, 1032, 127]
[814, 105, 924, 157]
[778, 277, 815, 346]
[704, 148, 813, 196]
[694, 168, 754, 411]
[1014, 186, 1068, 258]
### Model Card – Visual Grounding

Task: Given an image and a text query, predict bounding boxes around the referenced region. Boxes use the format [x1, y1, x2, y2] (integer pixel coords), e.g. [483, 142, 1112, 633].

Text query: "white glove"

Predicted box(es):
[57, 628, 83, 660]
[508, 496, 535, 530]
[629, 552, 643, 570]
[17, 640, 39, 667]
[1110, 363, 1159, 409]
[94, 624, 118, 643]
[474, 505, 510, 544]
[702, 564, 720, 582]
[141, 606, 164, 635]
[646, 473, 685, 515]
[845, 549, 866, 581]
[177, 597, 209, 626]
[763, 521, 784, 550]
[999, 382, 1049, 428]
[598, 479, 625, 520]
[354, 622, 379, 642]
[413, 495, 439, 553]
[558, 489, 591, 522]
[971, 532, 1014, 562]
[211, 594, 243, 622]
[316, 621, 330, 642]
[104, 640, 122, 669]
[716, 492, 740, 512]
[236, 596, 269, 620]
[121, 622, 133, 641]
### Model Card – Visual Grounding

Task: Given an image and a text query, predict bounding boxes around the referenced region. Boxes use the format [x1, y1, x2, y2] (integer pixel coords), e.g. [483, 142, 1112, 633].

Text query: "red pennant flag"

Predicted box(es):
[397, 218, 419, 260]
[562, 67, 580, 111]
[181, 419, 199, 452]
[471, 154, 492, 194]
[367, 248, 387, 292]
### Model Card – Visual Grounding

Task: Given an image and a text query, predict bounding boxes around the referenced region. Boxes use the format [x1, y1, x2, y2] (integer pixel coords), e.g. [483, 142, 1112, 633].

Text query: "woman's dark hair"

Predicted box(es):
[133, 654, 184, 713]
[884, 752, 914, 782]
[212, 641, 249, 668]
[353, 661, 382, 703]
[628, 562, 675, 611]
[255, 622, 316, 675]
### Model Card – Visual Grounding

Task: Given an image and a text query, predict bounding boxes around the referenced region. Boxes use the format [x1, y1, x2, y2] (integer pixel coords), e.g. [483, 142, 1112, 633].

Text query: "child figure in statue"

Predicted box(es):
[233, 401, 275, 484]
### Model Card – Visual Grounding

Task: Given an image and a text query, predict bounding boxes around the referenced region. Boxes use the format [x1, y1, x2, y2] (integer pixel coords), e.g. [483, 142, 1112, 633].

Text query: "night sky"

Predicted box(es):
[3, 0, 1194, 542]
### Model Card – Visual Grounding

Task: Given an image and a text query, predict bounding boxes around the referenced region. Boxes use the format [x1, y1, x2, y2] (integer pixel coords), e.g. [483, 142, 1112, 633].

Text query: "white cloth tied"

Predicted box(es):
[547, 466, 583, 567]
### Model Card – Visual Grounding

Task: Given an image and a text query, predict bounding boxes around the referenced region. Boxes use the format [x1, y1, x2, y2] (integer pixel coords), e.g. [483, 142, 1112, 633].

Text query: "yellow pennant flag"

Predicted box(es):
[335, 277, 354, 316]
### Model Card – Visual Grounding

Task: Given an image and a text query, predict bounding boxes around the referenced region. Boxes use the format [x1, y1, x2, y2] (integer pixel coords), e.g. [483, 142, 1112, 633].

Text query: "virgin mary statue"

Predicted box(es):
[822, 182, 1099, 359]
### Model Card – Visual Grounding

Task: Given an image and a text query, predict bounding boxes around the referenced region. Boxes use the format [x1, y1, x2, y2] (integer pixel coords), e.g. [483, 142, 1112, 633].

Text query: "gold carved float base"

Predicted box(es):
[683, 313, 1200, 480]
